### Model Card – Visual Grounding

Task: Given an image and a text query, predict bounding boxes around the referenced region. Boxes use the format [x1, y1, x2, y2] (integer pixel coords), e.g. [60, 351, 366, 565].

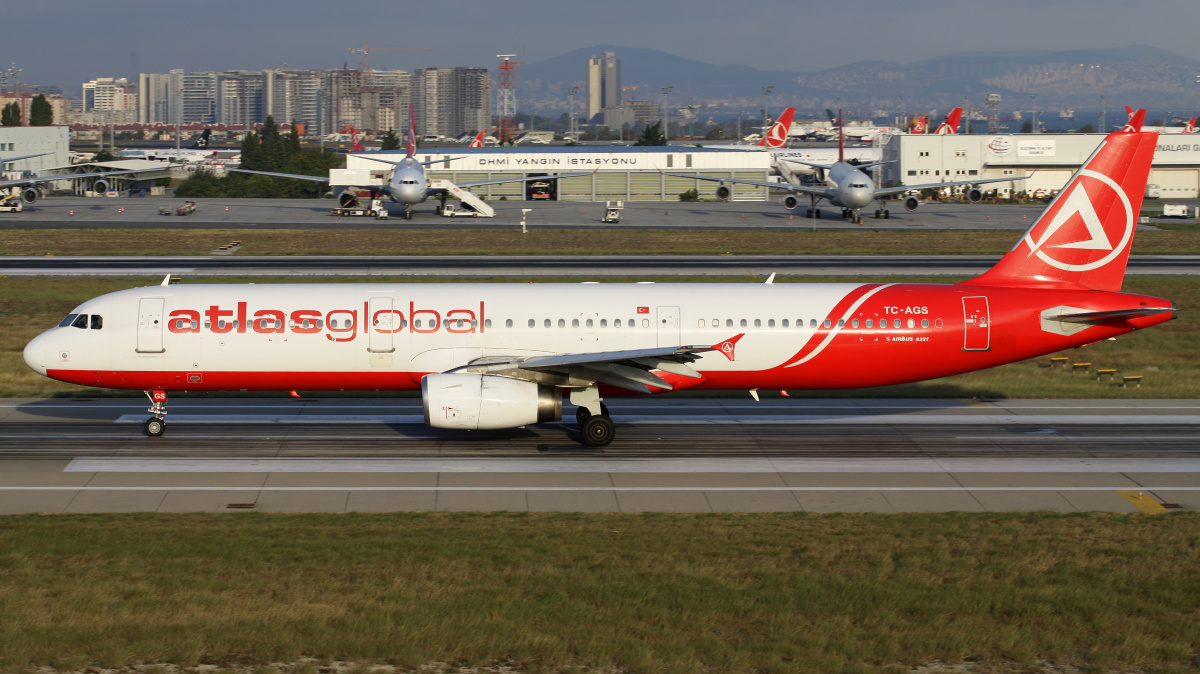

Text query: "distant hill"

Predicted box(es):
[518, 45, 1200, 116]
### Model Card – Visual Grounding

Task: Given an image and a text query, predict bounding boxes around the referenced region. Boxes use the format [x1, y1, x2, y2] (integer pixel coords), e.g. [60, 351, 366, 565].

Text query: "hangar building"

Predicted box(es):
[879, 132, 1200, 199]
[0, 127, 70, 178]
[333, 146, 775, 202]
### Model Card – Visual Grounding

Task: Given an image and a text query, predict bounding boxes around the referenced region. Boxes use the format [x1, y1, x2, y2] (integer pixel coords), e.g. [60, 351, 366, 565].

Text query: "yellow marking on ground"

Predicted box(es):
[1117, 490, 1169, 514]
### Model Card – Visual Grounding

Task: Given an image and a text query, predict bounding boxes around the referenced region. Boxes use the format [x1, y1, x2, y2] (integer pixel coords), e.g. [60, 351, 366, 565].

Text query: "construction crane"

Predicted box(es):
[348, 43, 433, 83]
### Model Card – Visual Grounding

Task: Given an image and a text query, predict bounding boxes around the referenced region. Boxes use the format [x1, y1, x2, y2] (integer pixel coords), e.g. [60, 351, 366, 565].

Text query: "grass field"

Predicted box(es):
[4, 227, 1200, 256]
[0, 513, 1197, 673]
[0, 275, 1195, 399]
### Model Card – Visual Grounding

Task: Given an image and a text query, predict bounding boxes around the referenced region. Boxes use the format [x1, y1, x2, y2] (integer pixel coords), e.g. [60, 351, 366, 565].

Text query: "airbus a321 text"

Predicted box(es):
[25, 115, 1174, 446]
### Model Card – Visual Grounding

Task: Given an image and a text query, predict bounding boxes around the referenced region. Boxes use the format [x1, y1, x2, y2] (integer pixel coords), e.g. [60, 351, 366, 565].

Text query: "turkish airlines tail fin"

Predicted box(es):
[468, 129, 486, 147]
[966, 115, 1156, 292]
[934, 108, 963, 135]
[757, 107, 796, 148]
[1184, 117, 1195, 133]
[349, 127, 364, 153]
[407, 104, 417, 158]
[1121, 108, 1146, 132]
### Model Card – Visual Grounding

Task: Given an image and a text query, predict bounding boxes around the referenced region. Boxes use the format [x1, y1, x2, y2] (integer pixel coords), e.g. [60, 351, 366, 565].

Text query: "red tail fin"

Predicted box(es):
[1125, 106, 1134, 119]
[406, 103, 417, 157]
[349, 126, 364, 153]
[967, 122, 1157, 292]
[935, 107, 962, 134]
[757, 107, 795, 148]
[469, 129, 486, 147]
[1184, 118, 1195, 134]
[911, 117, 927, 134]
[1121, 109, 1145, 132]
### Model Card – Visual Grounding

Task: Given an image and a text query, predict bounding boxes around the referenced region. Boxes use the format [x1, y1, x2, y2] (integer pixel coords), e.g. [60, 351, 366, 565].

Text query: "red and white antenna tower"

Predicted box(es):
[496, 54, 523, 144]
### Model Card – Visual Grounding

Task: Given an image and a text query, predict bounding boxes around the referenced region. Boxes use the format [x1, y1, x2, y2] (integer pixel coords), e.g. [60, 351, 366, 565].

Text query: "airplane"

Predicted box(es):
[1123, 106, 1195, 133]
[231, 105, 591, 219]
[22, 114, 1175, 448]
[910, 116, 929, 134]
[933, 108, 963, 135]
[0, 146, 185, 204]
[468, 129, 487, 148]
[664, 109, 1033, 223]
[757, 108, 796, 149]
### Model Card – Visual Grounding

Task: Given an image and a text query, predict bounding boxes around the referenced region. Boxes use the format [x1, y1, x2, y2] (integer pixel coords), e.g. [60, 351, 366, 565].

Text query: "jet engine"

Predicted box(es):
[904, 196, 920, 211]
[422, 373, 562, 430]
[337, 190, 361, 208]
[782, 194, 799, 210]
[91, 179, 109, 195]
[715, 185, 731, 201]
[21, 187, 39, 204]
[966, 187, 983, 203]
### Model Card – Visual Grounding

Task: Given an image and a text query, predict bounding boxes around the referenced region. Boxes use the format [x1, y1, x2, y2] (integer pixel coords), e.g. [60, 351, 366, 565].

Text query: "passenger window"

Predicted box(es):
[782, 319, 789, 327]
[697, 319, 705, 328]
[528, 319, 535, 328]
[615, 319, 622, 328]
[921, 318, 929, 328]
[628, 318, 635, 327]
[866, 319, 874, 328]
[572, 319, 579, 328]
[59, 314, 78, 328]
[754, 319, 762, 328]
[558, 319, 566, 328]
[726, 319, 733, 328]
[810, 319, 817, 328]
[893, 319, 901, 328]
[740, 319, 748, 327]
[544, 319, 551, 328]
[823, 319, 832, 328]
[641, 319, 649, 328]
[851, 319, 859, 328]
[90, 315, 103, 330]
[601, 319, 607, 328]
[907, 319, 915, 329]
[711, 319, 718, 327]
[837, 319, 845, 328]
[586, 319, 593, 328]
[71, 314, 88, 329]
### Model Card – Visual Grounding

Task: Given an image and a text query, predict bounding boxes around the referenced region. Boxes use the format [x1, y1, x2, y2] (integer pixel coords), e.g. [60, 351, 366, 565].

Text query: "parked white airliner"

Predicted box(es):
[232, 105, 589, 219]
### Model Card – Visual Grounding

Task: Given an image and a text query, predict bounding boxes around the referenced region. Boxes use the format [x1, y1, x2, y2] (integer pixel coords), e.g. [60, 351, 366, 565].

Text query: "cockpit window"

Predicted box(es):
[90, 315, 103, 330]
[70, 314, 88, 329]
[59, 313, 79, 327]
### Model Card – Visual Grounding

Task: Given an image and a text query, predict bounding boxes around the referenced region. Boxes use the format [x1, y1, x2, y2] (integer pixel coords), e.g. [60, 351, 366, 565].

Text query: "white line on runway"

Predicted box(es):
[109, 413, 1200, 426]
[64, 457, 1200, 473]
[958, 436, 1200, 441]
[1, 486, 1198, 492]
[8, 403, 1198, 410]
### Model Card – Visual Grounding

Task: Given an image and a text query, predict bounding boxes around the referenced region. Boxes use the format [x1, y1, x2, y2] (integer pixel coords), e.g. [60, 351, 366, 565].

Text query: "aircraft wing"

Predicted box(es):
[453, 172, 595, 189]
[0, 167, 167, 190]
[661, 171, 831, 197]
[874, 175, 1027, 198]
[227, 168, 330, 182]
[449, 344, 719, 393]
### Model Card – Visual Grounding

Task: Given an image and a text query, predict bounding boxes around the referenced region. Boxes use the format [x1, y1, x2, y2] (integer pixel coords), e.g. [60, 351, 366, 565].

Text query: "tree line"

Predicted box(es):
[175, 116, 344, 199]
[2, 95, 55, 126]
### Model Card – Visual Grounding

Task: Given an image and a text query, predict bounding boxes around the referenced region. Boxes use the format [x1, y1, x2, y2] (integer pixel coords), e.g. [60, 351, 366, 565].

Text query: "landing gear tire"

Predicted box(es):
[144, 417, 166, 437]
[581, 415, 615, 447]
[575, 403, 609, 426]
[883, 210, 890, 219]
[874, 209, 881, 219]
[814, 208, 821, 218]
[805, 209, 812, 218]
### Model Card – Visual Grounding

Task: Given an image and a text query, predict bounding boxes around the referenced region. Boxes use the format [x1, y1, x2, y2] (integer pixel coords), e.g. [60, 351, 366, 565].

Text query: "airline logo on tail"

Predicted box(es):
[934, 108, 962, 135]
[911, 117, 927, 134]
[349, 127, 364, 153]
[757, 108, 796, 148]
[191, 129, 211, 149]
[407, 103, 417, 158]
[1185, 118, 1196, 133]
[1025, 173, 1131, 271]
[468, 129, 486, 148]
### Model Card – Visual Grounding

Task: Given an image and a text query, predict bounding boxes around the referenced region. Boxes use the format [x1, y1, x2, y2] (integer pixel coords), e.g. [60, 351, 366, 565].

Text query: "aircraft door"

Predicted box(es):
[962, 296, 991, 351]
[656, 306, 681, 347]
[368, 297, 397, 353]
[136, 298, 166, 353]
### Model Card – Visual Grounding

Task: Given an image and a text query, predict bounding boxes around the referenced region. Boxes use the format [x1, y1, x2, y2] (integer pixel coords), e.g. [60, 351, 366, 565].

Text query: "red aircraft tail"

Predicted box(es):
[757, 107, 796, 148]
[406, 103, 417, 158]
[468, 128, 486, 148]
[934, 107, 963, 134]
[967, 114, 1157, 292]
[1184, 117, 1196, 134]
[349, 126, 364, 153]
[911, 116, 927, 134]
[1121, 108, 1146, 132]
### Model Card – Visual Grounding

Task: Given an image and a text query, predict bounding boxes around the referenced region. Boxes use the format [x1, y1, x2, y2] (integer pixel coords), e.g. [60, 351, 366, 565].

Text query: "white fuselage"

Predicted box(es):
[821, 161, 875, 210]
[387, 158, 428, 205]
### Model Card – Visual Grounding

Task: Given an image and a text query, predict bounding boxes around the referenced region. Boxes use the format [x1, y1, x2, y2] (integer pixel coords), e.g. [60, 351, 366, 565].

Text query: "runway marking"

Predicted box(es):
[957, 436, 1200, 441]
[110, 414, 1200, 426]
[1, 486, 1198, 492]
[64, 457, 1200, 474]
[8, 403, 1199, 410]
[1117, 490, 1171, 513]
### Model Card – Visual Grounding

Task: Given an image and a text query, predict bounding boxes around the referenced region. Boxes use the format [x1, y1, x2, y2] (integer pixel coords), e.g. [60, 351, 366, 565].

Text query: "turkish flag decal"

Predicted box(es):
[637, 306, 649, 314]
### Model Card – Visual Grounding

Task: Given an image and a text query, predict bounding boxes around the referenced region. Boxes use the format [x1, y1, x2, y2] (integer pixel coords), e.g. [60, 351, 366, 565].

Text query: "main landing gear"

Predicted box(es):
[805, 208, 822, 218]
[143, 389, 168, 437]
[873, 208, 891, 219]
[571, 388, 614, 447]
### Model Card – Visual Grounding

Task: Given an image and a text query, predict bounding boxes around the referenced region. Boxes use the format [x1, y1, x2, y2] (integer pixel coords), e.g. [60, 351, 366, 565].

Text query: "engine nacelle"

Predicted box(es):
[422, 373, 562, 430]
[337, 190, 361, 208]
[91, 179, 109, 195]
[714, 185, 731, 201]
[904, 196, 920, 211]
[966, 187, 983, 203]
[21, 188, 39, 204]
[781, 194, 799, 210]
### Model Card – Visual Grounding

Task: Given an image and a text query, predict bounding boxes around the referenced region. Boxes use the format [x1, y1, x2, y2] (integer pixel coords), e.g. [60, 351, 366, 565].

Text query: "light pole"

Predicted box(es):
[567, 85, 579, 141]
[661, 85, 673, 142]
[1099, 94, 1106, 134]
[962, 95, 970, 134]
[1030, 95, 1037, 133]
[761, 85, 774, 130]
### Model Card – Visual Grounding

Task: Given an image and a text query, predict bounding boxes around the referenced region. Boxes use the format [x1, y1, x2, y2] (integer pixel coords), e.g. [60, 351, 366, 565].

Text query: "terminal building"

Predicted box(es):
[880, 132, 1200, 199]
[0, 126, 70, 178]
[334, 147, 775, 202]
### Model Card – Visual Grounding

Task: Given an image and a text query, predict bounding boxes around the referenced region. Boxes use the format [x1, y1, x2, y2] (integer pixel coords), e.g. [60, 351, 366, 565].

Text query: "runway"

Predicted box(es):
[4, 253, 1199, 277]
[1, 397, 1196, 514]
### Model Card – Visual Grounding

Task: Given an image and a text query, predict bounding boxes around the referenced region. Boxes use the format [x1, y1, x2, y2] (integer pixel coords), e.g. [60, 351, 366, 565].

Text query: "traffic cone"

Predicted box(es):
[789, 214, 793, 220]
[1024, 214, 1027, 219]
[69, 210, 73, 216]
[225, 206, 229, 212]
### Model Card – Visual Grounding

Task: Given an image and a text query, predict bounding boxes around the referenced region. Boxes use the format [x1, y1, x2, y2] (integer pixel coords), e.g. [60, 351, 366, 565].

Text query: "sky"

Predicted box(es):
[4, 0, 1199, 95]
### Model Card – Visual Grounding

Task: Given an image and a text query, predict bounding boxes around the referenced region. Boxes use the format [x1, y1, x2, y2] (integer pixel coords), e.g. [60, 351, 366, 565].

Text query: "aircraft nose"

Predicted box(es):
[23, 331, 48, 377]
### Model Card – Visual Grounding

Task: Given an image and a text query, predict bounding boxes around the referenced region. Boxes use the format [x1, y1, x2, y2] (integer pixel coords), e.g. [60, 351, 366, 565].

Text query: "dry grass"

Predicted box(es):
[0, 275, 1196, 398]
[3, 228, 1200, 256]
[0, 512, 1197, 672]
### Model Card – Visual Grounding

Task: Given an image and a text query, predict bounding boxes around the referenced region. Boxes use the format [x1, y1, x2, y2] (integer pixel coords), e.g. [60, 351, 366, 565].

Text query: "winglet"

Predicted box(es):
[160, 274, 171, 287]
[765, 273, 776, 285]
[714, 333, 745, 362]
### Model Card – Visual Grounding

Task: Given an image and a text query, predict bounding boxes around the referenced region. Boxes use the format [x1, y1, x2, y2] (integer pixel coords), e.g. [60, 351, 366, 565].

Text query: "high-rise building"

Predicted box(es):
[263, 69, 322, 130]
[216, 71, 263, 127]
[586, 51, 620, 123]
[325, 68, 410, 135]
[411, 67, 490, 138]
[81, 77, 137, 124]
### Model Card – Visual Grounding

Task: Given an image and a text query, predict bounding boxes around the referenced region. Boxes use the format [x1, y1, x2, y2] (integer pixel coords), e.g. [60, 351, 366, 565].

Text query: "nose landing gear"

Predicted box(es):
[143, 389, 168, 437]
